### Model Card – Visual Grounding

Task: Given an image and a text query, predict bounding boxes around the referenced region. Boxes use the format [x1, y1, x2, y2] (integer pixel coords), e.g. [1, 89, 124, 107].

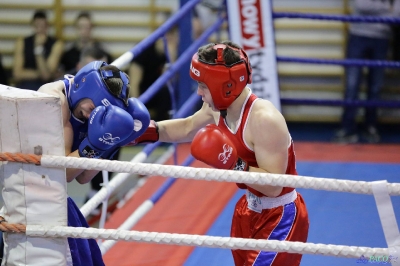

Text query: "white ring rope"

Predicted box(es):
[80, 151, 148, 217]
[80, 145, 175, 218]
[115, 145, 176, 209]
[25, 225, 389, 258]
[41, 155, 400, 195]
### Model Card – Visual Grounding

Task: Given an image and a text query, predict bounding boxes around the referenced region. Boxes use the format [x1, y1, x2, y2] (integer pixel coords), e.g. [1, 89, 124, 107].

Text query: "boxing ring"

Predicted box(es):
[1, 0, 400, 265]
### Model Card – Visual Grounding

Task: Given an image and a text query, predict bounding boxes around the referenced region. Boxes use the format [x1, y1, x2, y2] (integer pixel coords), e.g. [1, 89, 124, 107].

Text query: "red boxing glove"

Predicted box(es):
[191, 124, 249, 171]
[126, 120, 159, 146]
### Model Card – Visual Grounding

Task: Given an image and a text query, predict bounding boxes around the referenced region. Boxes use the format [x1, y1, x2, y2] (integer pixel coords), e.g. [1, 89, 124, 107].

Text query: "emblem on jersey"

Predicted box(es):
[99, 133, 120, 145]
[218, 144, 233, 164]
[233, 158, 247, 171]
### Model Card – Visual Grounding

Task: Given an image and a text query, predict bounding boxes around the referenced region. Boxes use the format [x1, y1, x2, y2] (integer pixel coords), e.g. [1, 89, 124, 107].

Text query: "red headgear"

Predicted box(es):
[189, 43, 252, 111]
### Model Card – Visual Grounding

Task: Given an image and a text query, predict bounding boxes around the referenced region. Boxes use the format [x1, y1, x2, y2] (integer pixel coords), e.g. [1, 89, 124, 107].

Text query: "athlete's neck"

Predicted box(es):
[225, 87, 250, 130]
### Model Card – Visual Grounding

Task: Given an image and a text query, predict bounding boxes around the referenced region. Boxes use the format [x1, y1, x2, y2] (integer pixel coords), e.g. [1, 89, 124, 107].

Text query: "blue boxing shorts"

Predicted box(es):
[67, 197, 105, 266]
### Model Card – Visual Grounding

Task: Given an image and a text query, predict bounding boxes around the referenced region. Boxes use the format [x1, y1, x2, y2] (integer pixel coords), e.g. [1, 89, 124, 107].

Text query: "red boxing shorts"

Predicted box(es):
[231, 190, 309, 266]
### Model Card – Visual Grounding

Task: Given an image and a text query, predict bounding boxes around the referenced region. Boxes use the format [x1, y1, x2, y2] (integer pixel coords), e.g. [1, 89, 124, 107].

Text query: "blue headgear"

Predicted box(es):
[68, 61, 130, 111]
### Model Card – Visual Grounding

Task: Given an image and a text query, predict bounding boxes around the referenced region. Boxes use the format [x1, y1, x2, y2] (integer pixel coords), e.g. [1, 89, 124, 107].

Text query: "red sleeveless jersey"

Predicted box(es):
[217, 93, 296, 197]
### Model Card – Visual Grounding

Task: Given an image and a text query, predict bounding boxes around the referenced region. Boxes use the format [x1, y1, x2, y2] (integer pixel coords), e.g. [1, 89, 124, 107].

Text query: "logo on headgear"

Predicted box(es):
[218, 144, 232, 164]
[190, 64, 200, 77]
[101, 98, 111, 106]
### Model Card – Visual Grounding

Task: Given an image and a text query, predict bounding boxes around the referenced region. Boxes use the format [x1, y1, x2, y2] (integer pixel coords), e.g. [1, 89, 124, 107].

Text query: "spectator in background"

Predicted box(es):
[392, 0, 400, 61]
[12, 10, 63, 91]
[0, 54, 9, 86]
[192, 0, 225, 39]
[64, 45, 108, 76]
[128, 27, 178, 121]
[333, 0, 395, 144]
[60, 11, 112, 75]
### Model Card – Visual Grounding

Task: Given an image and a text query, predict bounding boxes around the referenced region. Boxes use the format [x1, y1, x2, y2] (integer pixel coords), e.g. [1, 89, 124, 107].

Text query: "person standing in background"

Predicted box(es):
[333, 0, 399, 143]
[0, 54, 9, 86]
[12, 10, 63, 90]
[192, 0, 225, 39]
[60, 11, 112, 75]
[391, 0, 400, 61]
[64, 45, 108, 76]
[128, 26, 178, 121]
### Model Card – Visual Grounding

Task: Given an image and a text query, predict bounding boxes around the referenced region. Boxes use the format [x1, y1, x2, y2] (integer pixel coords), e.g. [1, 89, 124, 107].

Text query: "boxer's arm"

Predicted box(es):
[66, 150, 99, 183]
[158, 102, 216, 143]
[38, 82, 102, 183]
[38, 81, 76, 158]
[60, 95, 99, 183]
[245, 100, 288, 197]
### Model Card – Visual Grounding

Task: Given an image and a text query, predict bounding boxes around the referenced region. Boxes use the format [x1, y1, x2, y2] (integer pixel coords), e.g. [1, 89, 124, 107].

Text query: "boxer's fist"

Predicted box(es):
[125, 120, 159, 146]
[118, 97, 151, 146]
[79, 105, 134, 159]
[191, 124, 249, 171]
[101, 98, 151, 159]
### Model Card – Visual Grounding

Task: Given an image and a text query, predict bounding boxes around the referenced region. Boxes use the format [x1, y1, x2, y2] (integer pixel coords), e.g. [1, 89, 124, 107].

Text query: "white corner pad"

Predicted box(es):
[0, 85, 70, 266]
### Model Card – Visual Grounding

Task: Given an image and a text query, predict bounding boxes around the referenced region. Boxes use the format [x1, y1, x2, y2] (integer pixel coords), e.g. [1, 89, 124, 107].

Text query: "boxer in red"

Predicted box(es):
[133, 41, 309, 266]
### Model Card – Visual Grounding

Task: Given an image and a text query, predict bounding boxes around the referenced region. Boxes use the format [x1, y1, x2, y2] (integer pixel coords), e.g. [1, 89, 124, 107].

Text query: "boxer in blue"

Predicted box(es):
[38, 61, 150, 265]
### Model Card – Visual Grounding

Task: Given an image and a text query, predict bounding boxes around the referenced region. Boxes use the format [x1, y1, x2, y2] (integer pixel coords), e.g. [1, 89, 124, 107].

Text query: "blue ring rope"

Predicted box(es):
[128, 0, 201, 61]
[277, 56, 400, 69]
[272, 11, 400, 107]
[138, 15, 226, 104]
[117, 3, 400, 232]
[141, 91, 201, 156]
[281, 98, 400, 108]
[134, 6, 400, 111]
[273, 12, 400, 24]
[149, 155, 195, 203]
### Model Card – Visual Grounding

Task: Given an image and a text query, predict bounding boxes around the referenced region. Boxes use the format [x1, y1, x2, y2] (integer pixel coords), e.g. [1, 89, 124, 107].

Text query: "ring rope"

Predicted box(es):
[2, 152, 400, 195]
[81, 91, 201, 217]
[22, 225, 389, 259]
[3, 4, 397, 265]
[0, 218, 26, 233]
[273, 11, 400, 111]
[273, 12, 400, 24]
[99, 155, 196, 254]
[0, 152, 40, 165]
[280, 98, 400, 108]
[0, 223, 390, 258]
[277, 56, 400, 69]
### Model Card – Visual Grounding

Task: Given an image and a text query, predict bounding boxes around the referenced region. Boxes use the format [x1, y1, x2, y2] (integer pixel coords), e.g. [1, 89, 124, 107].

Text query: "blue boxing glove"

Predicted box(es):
[101, 97, 150, 159]
[79, 105, 135, 159]
[119, 97, 150, 146]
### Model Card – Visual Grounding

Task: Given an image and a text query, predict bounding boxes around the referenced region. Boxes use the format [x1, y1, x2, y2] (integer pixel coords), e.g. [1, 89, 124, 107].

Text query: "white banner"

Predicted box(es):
[227, 0, 281, 111]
